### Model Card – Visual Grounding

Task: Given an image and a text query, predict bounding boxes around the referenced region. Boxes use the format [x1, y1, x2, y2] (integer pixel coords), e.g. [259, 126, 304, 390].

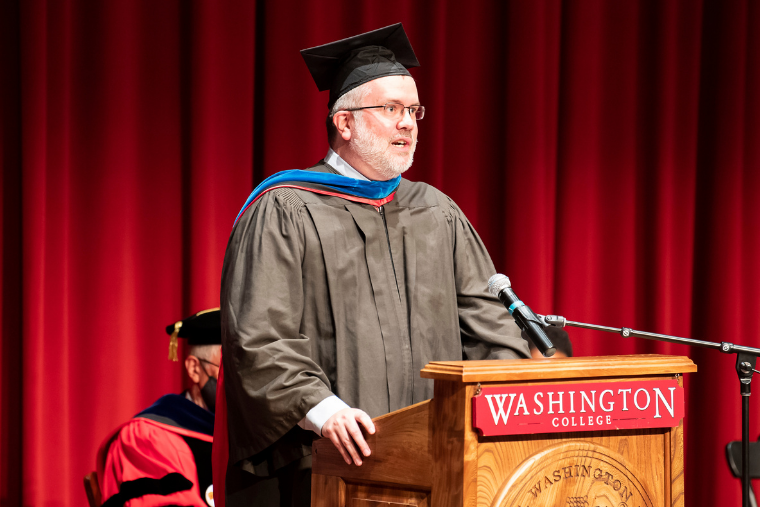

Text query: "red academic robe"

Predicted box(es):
[212, 364, 229, 507]
[98, 394, 215, 507]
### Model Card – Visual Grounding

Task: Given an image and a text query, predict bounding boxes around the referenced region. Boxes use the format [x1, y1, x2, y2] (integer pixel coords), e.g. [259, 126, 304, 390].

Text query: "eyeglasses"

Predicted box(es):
[342, 102, 425, 121]
[200, 359, 219, 369]
[199, 359, 220, 380]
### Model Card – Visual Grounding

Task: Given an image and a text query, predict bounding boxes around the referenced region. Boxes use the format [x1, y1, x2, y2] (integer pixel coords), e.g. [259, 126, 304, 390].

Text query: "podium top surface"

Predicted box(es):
[420, 354, 697, 382]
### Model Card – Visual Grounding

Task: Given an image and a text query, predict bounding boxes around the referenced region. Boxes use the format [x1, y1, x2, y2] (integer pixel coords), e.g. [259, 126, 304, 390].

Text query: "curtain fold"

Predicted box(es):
[1, 1, 758, 506]
[1, 2, 23, 506]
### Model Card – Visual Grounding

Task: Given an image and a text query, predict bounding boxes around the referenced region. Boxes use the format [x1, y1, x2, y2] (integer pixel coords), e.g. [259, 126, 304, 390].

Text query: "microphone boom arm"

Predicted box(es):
[540, 314, 760, 357]
[539, 313, 760, 507]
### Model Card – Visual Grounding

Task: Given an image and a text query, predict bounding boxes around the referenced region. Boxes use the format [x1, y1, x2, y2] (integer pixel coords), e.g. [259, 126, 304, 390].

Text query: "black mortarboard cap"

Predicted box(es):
[301, 23, 420, 109]
[165, 308, 221, 361]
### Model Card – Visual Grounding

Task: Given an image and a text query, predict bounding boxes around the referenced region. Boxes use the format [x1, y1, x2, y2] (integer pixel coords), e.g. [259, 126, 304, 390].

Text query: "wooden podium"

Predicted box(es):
[311, 354, 696, 507]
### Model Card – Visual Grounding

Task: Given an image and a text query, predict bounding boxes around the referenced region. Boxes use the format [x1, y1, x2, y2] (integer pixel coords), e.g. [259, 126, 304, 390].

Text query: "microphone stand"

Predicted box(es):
[540, 314, 760, 507]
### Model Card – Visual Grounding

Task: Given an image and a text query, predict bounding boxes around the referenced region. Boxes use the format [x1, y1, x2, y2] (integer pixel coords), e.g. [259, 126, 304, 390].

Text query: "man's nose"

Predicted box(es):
[397, 108, 415, 129]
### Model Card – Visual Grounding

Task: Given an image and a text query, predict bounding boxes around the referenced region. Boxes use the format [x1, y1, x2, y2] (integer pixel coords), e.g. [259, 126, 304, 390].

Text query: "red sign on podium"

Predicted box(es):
[472, 379, 684, 437]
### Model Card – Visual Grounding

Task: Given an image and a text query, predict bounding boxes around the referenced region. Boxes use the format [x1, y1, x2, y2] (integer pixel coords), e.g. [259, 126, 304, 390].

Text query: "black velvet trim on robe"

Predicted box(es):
[135, 393, 214, 437]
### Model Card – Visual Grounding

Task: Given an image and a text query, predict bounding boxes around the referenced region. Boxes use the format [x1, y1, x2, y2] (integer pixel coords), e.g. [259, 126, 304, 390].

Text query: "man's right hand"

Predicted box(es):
[321, 408, 376, 466]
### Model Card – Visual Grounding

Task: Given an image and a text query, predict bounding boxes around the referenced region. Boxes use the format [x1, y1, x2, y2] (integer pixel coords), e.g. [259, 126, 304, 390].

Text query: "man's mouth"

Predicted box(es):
[390, 138, 411, 148]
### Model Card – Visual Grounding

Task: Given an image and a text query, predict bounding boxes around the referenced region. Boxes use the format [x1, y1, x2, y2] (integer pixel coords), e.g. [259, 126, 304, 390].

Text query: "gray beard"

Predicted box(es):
[350, 114, 416, 180]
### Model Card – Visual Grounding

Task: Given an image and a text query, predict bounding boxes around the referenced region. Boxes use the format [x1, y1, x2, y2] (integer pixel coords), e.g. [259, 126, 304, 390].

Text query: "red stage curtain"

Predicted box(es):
[1, 1, 758, 506]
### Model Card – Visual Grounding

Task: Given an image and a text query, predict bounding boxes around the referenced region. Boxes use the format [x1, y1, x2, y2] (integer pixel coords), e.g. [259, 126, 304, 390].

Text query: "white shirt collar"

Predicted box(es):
[325, 148, 369, 181]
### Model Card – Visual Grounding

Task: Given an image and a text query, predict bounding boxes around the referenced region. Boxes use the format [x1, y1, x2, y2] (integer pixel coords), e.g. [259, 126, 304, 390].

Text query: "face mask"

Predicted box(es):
[198, 360, 218, 413]
[201, 376, 217, 413]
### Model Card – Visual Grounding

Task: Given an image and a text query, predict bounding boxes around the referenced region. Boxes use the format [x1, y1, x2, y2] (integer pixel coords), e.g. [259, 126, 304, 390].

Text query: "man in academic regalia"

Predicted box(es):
[216, 23, 531, 507]
[98, 309, 221, 507]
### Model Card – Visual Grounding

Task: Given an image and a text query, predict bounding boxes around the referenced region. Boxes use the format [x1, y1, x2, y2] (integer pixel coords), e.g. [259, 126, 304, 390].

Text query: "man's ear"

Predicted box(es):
[185, 355, 202, 384]
[332, 112, 353, 141]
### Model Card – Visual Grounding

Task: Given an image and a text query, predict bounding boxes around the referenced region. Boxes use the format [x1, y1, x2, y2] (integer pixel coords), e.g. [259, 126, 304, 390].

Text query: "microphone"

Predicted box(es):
[488, 274, 556, 357]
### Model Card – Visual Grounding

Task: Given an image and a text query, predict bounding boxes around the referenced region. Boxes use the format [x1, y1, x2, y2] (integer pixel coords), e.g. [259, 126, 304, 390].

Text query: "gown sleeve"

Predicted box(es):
[220, 189, 334, 462]
[446, 197, 531, 360]
[100, 419, 206, 507]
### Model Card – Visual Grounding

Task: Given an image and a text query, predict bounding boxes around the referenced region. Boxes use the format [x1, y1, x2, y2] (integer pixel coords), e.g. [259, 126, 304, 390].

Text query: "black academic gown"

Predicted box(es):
[219, 161, 529, 505]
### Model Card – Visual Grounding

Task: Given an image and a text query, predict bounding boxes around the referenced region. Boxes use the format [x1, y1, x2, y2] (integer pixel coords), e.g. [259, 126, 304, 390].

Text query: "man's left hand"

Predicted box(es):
[321, 408, 376, 466]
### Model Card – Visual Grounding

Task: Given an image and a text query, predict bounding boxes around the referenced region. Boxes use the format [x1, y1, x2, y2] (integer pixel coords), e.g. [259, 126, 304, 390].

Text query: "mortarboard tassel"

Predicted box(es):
[169, 321, 182, 361]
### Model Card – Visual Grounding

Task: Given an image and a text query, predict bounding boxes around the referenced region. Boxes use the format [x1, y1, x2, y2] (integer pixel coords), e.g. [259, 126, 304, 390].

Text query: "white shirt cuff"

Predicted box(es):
[297, 395, 350, 436]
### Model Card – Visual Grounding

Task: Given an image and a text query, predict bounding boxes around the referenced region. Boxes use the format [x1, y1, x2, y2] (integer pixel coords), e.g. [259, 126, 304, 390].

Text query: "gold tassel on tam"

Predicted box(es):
[169, 321, 182, 361]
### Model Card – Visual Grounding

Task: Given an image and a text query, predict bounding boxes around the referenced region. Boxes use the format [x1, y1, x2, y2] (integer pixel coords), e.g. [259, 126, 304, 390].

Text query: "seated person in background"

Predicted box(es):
[97, 309, 221, 507]
[525, 327, 573, 358]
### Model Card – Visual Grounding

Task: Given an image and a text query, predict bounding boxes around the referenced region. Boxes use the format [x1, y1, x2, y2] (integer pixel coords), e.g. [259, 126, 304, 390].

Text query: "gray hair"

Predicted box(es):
[331, 83, 371, 116]
[326, 83, 371, 145]
[188, 344, 220, 362]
